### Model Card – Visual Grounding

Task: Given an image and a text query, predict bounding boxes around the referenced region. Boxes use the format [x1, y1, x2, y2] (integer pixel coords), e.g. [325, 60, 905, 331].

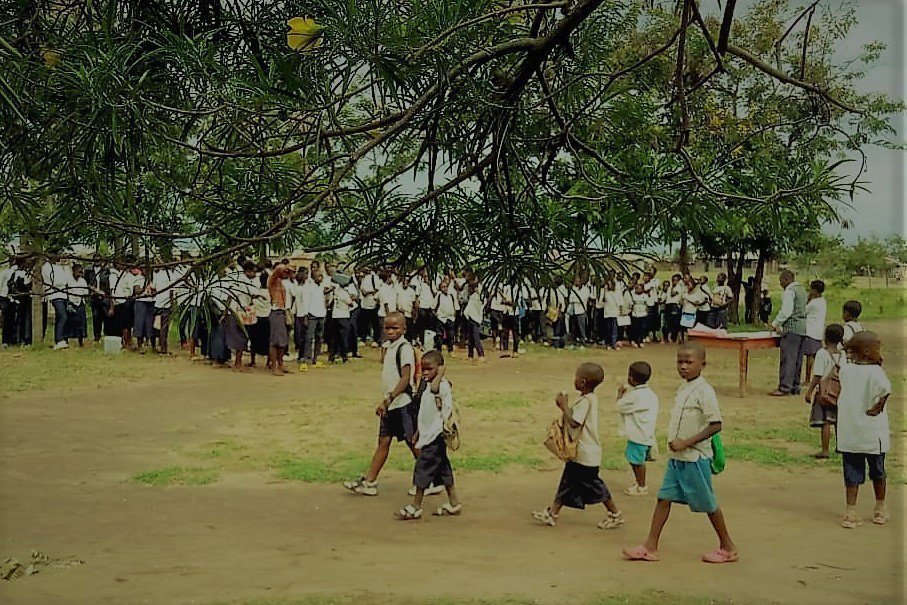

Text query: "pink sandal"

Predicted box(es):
[622, 545, 660, 562]
[701, 548, 739, 563]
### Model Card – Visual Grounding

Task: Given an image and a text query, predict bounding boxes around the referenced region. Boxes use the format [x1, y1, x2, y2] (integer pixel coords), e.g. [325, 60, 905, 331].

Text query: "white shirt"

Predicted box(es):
[568, 393, 601, 467]
[813, 348, 845, 378]
[804, 297, 827, 341]
[436, 291, 458, 322]
[416, 281, 436, 310]
[616, 384, 659, 446]
[568, 285, 590, 315]
[836, 364, 891, 454]
[397, 286, 416, 318]
[698, 284, 712, 311]
[681, 287, 707, 314]
[152, 269, 176, 308]
[773, 282, 800, 327]
[601, 290, 621, 318]
[382, 337, 415, 410]
[711, 284, 732, 308]
[332, 285, 353, 319]
[415, 378, 453, 449]
[377, 282, 398, 317]
[43, 263, 71, 302]
[629, 291, 649, 317]
[464, 291, 484, 324]
[667, 282, 684, 305]
[290, 281, 309, 317]
[843, 320, 863, 343]
[667, 376, 722, 462]
[302, 280, 327, 318]
[114, 271, 141, 301]
[67, 277, 89, 304]
[0, 264, 16, 298]
[359, 273, 379, 310]
[526, 285, 543, 312]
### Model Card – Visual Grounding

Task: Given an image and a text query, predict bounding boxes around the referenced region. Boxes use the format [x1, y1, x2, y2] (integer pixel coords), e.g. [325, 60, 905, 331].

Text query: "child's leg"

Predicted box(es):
[632, 463, 646, 488]
[411, 486, 426, 509]
[364, 436, 393, 482]
[602, 498, 620, 514]
[549, 500, 564, 516]
[642, 499, 672, 552]
[444, 484, 460, 507]
[820, 422, 832, 455]
[706, 508, 736, 552]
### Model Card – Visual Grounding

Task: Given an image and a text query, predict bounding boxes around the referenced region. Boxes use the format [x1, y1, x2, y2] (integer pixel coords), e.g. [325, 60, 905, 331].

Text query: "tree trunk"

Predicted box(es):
[678, 232, 690, 274]
[750, 247, 768, 324]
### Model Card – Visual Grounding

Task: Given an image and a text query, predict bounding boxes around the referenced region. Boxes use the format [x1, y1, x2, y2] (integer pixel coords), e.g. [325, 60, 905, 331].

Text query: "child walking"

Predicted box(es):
[803, 324, 845, 459]
[837, 331, 891, 528]
[343, 312, 418, 496]
[616, 362, 659, 496]
[395, 350, 462, 520]
[841, 300, 864, 344]
[623, 342, 737, 563]
[532, 362, 625, 530]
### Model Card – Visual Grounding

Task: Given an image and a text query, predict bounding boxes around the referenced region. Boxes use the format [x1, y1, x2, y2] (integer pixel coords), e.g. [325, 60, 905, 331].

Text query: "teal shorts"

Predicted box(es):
[625, 441, 650, 466]
[657, 458, 718, 513]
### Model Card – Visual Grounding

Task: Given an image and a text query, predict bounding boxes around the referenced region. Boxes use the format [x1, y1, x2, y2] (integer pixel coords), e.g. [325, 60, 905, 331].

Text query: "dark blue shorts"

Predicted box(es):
[841, 452, 886, 486]
[413, 436, 454, 489]
[657, 458, 718, 513]
[379, 405, 416, 444]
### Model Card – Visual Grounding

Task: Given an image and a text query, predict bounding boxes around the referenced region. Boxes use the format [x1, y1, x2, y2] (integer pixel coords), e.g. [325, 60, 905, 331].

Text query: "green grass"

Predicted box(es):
[455, 453, 543, 472]
[132, 466, 220, 486]
[724, 442, 803, 466]
[461, 392, 536, 410]
[210, 591, 735, 605]
[197, 439, 249, 459]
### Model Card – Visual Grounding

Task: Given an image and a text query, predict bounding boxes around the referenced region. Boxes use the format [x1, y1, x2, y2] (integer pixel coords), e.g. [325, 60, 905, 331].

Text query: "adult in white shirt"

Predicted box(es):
[358, 268, 381, 345]
[330, 278, 354, 363]
[710, 273, 733, 330]
[43, 257, 72, 348]
[66, 264, 90, 346]
[301, 269, 329, 367]
[376, 271, 399, 321]
[769, 269, 809, 396]
[802, 279, 828, 385]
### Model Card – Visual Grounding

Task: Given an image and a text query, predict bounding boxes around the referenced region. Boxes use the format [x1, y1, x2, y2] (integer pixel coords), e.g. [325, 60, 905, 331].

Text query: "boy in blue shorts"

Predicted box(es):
[623, 342, 738, 563]
[616, 361, 659, 496]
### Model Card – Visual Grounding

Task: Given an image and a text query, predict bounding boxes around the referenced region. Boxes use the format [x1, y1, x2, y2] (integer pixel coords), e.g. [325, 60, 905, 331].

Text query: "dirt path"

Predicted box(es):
[1, 321, 904, 604]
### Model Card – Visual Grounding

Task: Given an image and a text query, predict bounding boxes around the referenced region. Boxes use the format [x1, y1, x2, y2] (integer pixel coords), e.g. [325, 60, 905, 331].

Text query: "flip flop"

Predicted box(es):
[622, 545, 659, 562]
[702, 548, 739, 563]
[433, 502, 463, 516]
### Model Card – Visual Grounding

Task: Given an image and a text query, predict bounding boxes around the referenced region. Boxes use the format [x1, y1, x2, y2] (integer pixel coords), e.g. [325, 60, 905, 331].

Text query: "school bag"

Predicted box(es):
[710, 434, 726, 475]
[818, 354, 843, 409]
[439, 381, 461, 451]
[395, 341, 422, 395]
[544, 415, 578, 462]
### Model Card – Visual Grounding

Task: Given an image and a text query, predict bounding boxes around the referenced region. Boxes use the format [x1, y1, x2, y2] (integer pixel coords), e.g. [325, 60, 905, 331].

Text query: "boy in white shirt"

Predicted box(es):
[44, 259, 72, 349]
[628, 284, 649, 349]
[623, 342, 737, 564]
[841, 300, 863, 344]
[616, 362, 659, 496]
[710, 273, 733, 330]
[397, 281, 417, 343]
[290, 268, 310, 363]
[600, 280, 622, 350]
[344, 313, 418, 497]
[376, 271, 398, 337]
[463, 280, 486, 362]
[329, 275, 353, 364]
[435, 279, 458, 354]
[533, 362, 624, 529]
[804, 324, 845, 459]
[837, 332, 891, 528]
[66, 264, 90, 347]
[665, 274, 684, 343]
[395, 351, 462, 520]
[802, 280, 828, 382]
[300, 269, 328, 370]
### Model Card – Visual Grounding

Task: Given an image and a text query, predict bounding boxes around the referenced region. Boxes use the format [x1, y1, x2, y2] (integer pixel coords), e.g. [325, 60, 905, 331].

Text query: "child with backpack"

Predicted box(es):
[395, 350, 462, 520]
[623, 342, 737, 564]
[344, 312, 421, 497]
[804, 324, 846, 459]
[841, 300, 864, 344]
[837, 332, 891, 529]
[532, 362, 625, 530]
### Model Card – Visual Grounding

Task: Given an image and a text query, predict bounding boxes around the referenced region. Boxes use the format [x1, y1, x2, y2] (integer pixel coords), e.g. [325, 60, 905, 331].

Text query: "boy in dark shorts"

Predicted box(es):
[344, 313, 418, 496]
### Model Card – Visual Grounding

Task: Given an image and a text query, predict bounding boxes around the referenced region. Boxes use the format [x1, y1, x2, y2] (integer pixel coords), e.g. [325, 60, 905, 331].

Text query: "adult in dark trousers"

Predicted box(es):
[769, 269, 809, 397]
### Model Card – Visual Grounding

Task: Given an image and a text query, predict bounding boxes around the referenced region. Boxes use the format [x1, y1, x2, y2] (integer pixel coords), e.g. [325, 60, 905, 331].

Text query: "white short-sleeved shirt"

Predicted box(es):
[398, 286, 416, 317]
[667, 376, 722, 462]
[332, 285, 353, 319]
[805, 297, 827, 341]
[303, 280, 327, 318]
[359, 273, 379, 310]
[836, 364, 891, 454]
[842, 320, 863, 344]
[0, 264, 16, 298]
[601, 290, 621, 318]
[43, 263, 72, 302]
[812, 348, 845, 378]
[464, 291, 484, 324]
[417, 282, 436, 310]
[681, 288, 707, 314]
[67, 277, 89, 304]
[377, 282, 398, 317]
[415, 378, 453, 449]
[382, 337, 415, 410]
[568, 393, 601, 467]
[616, 384, 659, 446]
[667, 282, 683, 305]
[629, 291, 649, 317]
[436, 291, 457, 322]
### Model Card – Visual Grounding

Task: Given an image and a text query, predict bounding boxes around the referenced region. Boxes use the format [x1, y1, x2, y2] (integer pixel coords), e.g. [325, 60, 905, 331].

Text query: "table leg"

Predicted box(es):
[738, 347, 748, 397]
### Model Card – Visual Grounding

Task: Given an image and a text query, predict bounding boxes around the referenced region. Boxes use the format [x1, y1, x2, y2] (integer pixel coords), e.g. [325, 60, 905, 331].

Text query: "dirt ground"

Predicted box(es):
[1, 321, 904, 604]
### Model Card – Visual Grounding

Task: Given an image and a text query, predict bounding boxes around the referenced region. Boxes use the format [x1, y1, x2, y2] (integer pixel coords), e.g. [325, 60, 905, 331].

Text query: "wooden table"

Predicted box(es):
[689, 331, 780, 397]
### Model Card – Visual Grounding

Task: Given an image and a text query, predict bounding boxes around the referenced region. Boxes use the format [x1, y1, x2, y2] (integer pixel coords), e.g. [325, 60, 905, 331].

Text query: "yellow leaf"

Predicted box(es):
[42, 48, 61, 68]
[287, 16, 324, 52]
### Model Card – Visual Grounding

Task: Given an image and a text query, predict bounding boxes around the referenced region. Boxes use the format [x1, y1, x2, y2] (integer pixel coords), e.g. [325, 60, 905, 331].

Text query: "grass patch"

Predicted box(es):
[455, 453, 543, 472]
[462, 392, 534, 410]
[198, 439, 249, 459]
[132, 466, 219, 486]
[725, 443, 802, 466]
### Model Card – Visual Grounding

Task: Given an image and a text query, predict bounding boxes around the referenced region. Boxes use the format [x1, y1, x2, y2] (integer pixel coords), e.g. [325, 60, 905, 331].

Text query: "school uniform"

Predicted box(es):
[680, 287, 707, 333]
[132, 274, 155, 340]
[301, 279, 328, 363]
[546, 286, 568, 348]
[379, 337, 417, 442]
[616, 385, 659, 465]
[435, 290, 458, 352]
[600, 289, 620, 348]
[290, 280, 310, 360]
[413, 378, 455, 490]
[64, 277, 89, 341]
[221, 274, 256, 354]
[643, 278, 661, 340]
[463, 290, 485, 358]
[376, 281, 398, 320]
[567, 285, 589, 344]
[628, 291, 649, 345]
[710, 284, 733, 329]
[44, 263, 71, 343]
[112, 269, 138, 336]
[556, 393, 612, 509]
[842, 320, 863, 345]
[345, 281, 361, 356]
[358, 272, 380, 343]
[330, 284, 353, 362]
[248, 288, 272, 357]
[665, 282, 683, 341]
[0, 263, 17, 346]
[617, 290, 633, 342]
[658, 377, 722, 513]
[151, 269, 176, 351]
[206, 278, 231, 362]
[397, 285, 417, 342]
[809, 348, 845, 427]
[9, 268, 32, 344]
[454, 277, 469, 344]
[837, 363, 891, 487]
[802, 296, 827, 357]
[415, 280, 436, 347]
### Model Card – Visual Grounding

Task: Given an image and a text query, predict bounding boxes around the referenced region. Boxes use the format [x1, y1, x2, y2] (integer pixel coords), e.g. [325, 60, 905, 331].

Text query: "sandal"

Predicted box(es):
[622, 545, 659, 562]
[343, 477, 378, 496]
[531, 508, 557, 527]
[702, 548, 739, 564]
[598, 511, 625, 530]
[841, 516, 863, 529]
[872, 511, 889, 525]
[394, 505, 422, 520]
[812, 452, 830, 459]
[433, 502, 463, 516]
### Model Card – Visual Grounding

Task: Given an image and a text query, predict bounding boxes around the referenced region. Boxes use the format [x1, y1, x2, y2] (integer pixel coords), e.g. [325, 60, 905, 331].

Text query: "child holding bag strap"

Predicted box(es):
[533, 362, 624, 530]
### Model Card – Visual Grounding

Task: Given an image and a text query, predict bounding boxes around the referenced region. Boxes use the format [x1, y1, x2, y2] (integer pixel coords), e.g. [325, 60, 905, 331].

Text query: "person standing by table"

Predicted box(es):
[769, 270, 808, 397]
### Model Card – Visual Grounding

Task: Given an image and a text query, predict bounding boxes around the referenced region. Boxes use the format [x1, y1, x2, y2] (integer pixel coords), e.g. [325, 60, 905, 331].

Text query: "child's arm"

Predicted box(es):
[804, 376, 822, 404]
[867, 394, 890, 417]
[669, 422, 721, 452]
[375, 363, 412, 417]
[556, 392, 581, 428]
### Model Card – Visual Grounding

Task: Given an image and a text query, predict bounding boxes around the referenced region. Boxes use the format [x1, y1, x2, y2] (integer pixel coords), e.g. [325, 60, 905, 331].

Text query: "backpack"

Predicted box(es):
[438, 380, 461, 451]
[818, 354, 843, 409]
[395, 341, 421, 396]
[544, 416, 578, 462]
